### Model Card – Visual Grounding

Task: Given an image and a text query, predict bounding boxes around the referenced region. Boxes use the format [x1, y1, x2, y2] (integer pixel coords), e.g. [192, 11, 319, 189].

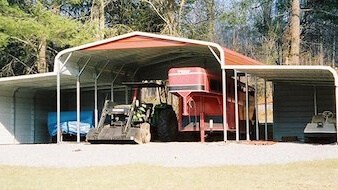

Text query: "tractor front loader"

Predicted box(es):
[86, 81, 177, 144]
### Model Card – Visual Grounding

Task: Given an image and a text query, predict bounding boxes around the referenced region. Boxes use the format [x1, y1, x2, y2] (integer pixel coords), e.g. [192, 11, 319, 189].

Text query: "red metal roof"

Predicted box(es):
[81, 33, 263, 66]
[82, 35, 189, 51]
[223, 48, 263, 65]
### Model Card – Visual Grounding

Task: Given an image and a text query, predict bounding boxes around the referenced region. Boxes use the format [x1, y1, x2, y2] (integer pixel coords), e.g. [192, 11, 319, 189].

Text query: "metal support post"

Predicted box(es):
[245, 73, 250, 141]
[234, 70, 239, 142]
[93, 61, 109, 128]
[76, 77, 80, 143]
[94, 75, 98, 128]
[264, 80, 268, 141]
[57, 52, 72, 144]
[76, 57, 90, 143]
[111, 83, 114, 101]
[222, 69, 228, 142]
[336, 85, 338, 144]
[255, 77, 259, 140]
[314, 86, 317, 115]
[125, 86, 128, 104]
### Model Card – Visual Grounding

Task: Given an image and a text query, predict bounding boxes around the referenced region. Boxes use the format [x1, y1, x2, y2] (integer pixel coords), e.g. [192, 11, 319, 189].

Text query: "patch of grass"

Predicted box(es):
[1, 159, 338, 190]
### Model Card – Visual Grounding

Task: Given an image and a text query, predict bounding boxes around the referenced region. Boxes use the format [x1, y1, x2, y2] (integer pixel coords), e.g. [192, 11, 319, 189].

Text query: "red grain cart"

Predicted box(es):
[168, 67, 255, 141]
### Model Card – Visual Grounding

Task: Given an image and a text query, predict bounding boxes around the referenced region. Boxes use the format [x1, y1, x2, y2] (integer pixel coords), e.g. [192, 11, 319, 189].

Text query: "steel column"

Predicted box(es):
[234, 70, 239, 142]
[314, 86, 317, 115]
[255, 77, 259, 140]
[111, 83, 114, 101]
[245, 73, 250, 141]
[56, 66, 61, 143]
[222, 69, 228, 142]
[93, 61, 109, 128]
[94, 76, 98, 128]
[125, 86, 128, 104]
[336, 85, 338, 144]
[57, 52, 72, 144]
[264, 80, 268, 141]
[76, 77, 80, 143]
[75, 57, 90, 143]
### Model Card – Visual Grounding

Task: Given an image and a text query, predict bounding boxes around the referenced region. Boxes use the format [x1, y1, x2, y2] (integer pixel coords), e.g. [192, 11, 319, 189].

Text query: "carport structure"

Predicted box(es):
[53, 31, 261, 143]
[224, 65, 338, 143]
[0, 31, 337, 144]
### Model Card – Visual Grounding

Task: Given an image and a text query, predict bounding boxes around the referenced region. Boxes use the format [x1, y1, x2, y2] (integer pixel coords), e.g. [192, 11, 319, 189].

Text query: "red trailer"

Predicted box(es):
[168, 67, 255, 142]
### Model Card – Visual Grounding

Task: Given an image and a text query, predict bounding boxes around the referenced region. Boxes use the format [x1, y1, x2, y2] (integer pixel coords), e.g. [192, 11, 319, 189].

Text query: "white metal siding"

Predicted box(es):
[273, 82, 334, 141]
[0, 89, 15, 144]
[14, 90, 35, 143]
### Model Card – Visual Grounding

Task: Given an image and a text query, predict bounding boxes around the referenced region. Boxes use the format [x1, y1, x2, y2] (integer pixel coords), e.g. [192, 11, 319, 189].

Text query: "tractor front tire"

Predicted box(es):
[157, 107, 178, 142]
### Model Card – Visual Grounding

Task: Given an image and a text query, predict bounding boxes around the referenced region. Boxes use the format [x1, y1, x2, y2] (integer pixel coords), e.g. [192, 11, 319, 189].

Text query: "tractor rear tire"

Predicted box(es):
[156, 107, 178, 142]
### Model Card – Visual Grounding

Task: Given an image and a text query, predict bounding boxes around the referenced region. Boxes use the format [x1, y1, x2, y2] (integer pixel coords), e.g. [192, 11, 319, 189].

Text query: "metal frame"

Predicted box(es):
[223, 65, 338, 143]
[53, 32, 338, 145]
[75, 57, 91, 143]
[255, 77, 259, 140]
[56, 53, 72, 144]
[94, 61, 110, 128]
[245, 73, 250, 141]
[234, 70, 239, 142]
[264, 79, 268, 140]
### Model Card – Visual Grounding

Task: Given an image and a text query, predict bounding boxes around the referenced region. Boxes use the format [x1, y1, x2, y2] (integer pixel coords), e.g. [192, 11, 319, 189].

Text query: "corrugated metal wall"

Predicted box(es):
[14, 89, 35, 143]
[273, 82, 335, 141]
[0, 89, 15, 144]
[0, 88, 55, 144]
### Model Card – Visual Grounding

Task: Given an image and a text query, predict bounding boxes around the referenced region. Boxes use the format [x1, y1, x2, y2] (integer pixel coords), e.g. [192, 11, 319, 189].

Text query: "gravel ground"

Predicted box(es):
[1, 142, 338, 168]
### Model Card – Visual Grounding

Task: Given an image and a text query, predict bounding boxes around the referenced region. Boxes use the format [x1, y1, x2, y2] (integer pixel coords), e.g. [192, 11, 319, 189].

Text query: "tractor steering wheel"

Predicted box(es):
[322, 111, 333, 120]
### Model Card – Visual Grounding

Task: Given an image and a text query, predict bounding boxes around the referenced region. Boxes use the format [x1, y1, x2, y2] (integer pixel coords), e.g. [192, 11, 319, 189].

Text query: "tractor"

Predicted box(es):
[86, 81, 178, 144]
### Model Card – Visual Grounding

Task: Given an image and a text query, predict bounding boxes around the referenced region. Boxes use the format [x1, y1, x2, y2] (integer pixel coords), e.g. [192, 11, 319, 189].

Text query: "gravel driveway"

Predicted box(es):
[1, 142, 338, 167]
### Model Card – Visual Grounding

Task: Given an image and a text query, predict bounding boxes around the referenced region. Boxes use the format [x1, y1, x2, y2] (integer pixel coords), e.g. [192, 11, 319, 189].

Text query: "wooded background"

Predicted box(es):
[0, 0, 337, 76]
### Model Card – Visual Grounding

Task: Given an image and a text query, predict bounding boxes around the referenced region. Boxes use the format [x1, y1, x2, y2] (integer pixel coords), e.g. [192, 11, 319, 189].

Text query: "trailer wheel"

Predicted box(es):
[157, 107, 178, 142]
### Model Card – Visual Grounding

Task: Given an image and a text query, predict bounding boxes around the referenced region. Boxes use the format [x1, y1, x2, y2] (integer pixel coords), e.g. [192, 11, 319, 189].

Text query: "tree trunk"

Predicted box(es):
[37, 37, 47, 73]
[166, 1, 176, 35]
[206, 0, 215, 42]
[289, 0, 300, 65]
[91, 0, 105, 40]
[178, 0, 186, 34]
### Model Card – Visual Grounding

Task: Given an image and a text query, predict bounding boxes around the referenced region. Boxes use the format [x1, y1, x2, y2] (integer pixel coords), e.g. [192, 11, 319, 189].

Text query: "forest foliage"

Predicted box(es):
[0, 0, 337, 76]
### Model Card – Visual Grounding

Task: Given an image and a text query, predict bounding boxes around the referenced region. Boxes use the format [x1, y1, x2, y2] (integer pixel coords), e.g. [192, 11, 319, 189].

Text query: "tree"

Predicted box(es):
[288, 0, 300, 65]
[0, 0, 95, 75]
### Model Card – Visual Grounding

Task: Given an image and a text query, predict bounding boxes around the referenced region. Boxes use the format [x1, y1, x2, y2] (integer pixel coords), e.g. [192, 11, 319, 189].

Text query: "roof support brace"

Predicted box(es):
[94, 61, 110, 128]
[208, 46, 221, 63]
[57, 52, 72, 144]
[111, 64, 126, 102]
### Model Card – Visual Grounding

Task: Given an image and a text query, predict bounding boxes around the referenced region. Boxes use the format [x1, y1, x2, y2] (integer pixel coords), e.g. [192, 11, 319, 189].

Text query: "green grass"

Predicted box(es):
[1, 159, 338, 190]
